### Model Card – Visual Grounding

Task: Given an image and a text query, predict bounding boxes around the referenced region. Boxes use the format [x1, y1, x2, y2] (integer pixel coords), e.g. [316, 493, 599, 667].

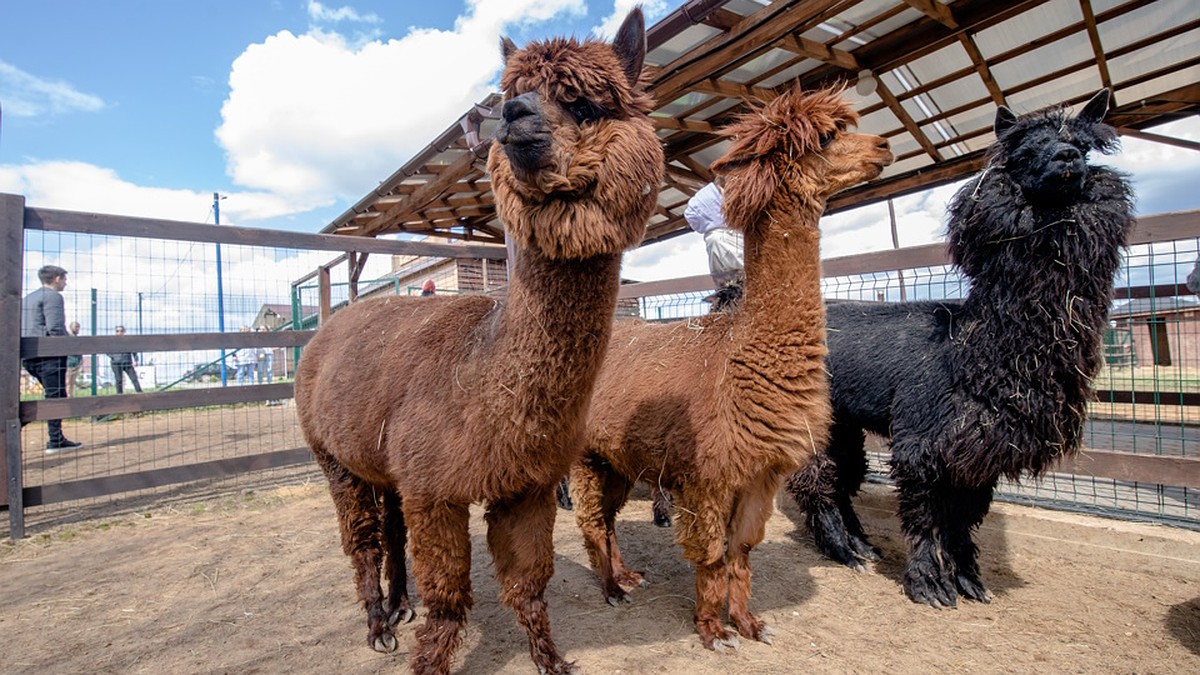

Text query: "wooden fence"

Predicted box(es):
[4, 192, 1198, 538]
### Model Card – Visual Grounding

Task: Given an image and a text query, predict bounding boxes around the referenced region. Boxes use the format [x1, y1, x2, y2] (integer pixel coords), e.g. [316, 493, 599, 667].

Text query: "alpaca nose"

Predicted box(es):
[1053, 146, 1082, 163]
[503, 94, 540, 123]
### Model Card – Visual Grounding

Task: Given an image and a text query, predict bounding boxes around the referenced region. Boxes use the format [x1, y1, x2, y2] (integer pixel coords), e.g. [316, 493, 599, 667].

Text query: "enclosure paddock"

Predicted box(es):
[1, 481, 1196, 673]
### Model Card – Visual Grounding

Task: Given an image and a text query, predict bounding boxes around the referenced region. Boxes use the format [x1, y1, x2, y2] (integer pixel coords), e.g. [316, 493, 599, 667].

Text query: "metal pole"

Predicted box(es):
[90, 288, 97, 396]
[215, 193, 228, 387]
[136, 291, 143, 362]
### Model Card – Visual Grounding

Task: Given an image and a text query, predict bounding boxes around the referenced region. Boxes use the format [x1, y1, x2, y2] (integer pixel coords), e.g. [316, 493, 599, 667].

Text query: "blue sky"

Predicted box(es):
[2, 0, 1198, 283]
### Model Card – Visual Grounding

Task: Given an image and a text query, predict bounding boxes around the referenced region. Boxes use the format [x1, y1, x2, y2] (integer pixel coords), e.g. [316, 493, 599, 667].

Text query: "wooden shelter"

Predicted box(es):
[321, 0, 1200, 245]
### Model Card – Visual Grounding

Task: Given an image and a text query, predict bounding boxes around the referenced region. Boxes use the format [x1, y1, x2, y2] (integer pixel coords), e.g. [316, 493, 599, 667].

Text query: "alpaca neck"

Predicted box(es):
[492, 245, 622, 413]
[723, 197, 829, 453]
[739, 199, 827, 338]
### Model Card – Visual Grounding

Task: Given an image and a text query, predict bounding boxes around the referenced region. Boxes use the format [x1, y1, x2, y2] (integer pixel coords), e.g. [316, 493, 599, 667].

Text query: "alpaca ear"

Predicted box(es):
[612, 7, 646, 85]
[994, 106, 1018, 136]
[500, 36, 519, 66]
[1078, 89, 1111, 125]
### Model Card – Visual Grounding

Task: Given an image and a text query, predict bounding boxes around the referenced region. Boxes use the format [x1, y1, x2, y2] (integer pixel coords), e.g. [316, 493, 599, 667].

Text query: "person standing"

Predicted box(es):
[65, 321, 82, 398]
[108, 325, 143, 393]
[684, 179, 744, 287]
[255, 326, 274, 384]
[234, 326, 257, 385]
[21, 265, 83, 453]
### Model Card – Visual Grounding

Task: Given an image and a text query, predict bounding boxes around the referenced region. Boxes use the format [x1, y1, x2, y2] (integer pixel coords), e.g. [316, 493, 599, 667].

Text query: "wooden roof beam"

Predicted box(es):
[358, 148, 485, 237]
[651, 0, 842, 104]
[1078, 0, 1115, 93]
[778, 33, 858, 72]
[902, 0, 957, 29]
[875, 80, 943, 162]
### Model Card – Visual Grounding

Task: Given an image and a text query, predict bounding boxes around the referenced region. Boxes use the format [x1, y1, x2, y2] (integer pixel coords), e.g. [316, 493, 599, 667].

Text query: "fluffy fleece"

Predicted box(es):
[293, 10, 662, 674]
[786, 89, 1135, 608]
[571, 85, 893, 650]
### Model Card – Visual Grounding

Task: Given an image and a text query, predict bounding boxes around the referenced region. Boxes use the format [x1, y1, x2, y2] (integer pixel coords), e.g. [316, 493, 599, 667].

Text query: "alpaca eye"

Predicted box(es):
[566, 98, 606, 124]
[818, 131, 837, 148]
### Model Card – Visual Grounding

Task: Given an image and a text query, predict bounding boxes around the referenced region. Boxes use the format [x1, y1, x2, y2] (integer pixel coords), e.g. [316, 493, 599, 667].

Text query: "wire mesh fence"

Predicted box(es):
[7, 200, 507, 537]
[620, 234, 1200, 528]
[8, 196, 1198, 535]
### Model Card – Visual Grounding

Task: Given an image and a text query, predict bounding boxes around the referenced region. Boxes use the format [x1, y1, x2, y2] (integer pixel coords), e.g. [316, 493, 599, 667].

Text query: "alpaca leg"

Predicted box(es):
[486, 485, 577, 675]
[406, 499, 473, 675]
[828, 427, 882, 562]
[786, 422, 877, 570]
[555, 477, 574, 510]
[891, 442, 959, 608]
[675, 491, 738, 651]
[650, 484, 673, 528]
[726, 469, 784, 644]
[942, 483, 996, 603]
[313, 450, 395, 652]
[571, 458, 638, 605]
[381, 490, 415, 626]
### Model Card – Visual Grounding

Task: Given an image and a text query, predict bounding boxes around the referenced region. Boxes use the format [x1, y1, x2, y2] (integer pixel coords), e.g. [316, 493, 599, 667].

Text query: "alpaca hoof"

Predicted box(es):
[848, 561, 868, 574]
[389, 606, 416, 626]
[371, 631, 398, 653]
[758, 625, 775, 645]
[711, 634, 741, 653]
[537, 660, 579, 675]
[606, 592, 633, 607]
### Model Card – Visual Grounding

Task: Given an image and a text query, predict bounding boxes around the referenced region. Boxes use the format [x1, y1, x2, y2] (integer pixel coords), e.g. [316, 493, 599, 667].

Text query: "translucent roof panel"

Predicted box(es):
[856, 105, 903, 137]
[903, 43, 973, 87]
[646, 23, 722, 66]
[921, 79, 993, 126]
[721, 48, 797, 84]
[973, 0, 1082, 59]
[1005, 70, 1105, 115]
[989, 33, 1095, 90]
[1096, 0, 1199, 52]
[1107, 33, 1200, 86]
[755, 60, 819, 90]
[945, 103, 1002, 141]
[834, 6, 925, 52]
[656, 92, 716, 118]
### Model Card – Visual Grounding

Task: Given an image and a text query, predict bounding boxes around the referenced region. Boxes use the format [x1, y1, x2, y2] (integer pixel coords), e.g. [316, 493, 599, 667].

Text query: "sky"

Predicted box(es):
[2, 0, 1198, 289]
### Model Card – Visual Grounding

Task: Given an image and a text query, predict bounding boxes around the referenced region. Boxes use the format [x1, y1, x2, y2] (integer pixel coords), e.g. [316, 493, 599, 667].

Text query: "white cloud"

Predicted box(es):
[593, 0, 670, 39]
[0, 60, 105, 118]
[307, 1, 381, 24]
[216, 0, 585, 204]
[0, 160, 300, 223]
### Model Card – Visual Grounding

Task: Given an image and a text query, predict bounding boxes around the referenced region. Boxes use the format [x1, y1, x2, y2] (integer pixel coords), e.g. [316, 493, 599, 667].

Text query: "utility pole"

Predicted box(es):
[215, 193, 228, 386]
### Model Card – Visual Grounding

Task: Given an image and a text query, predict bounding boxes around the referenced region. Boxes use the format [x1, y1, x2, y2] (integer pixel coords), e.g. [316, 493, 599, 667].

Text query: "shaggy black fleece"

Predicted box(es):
[786, 90, 1136, 608]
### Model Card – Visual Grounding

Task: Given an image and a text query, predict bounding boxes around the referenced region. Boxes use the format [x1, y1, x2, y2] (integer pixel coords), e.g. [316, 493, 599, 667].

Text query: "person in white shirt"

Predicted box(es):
[684, 179, 744, 287]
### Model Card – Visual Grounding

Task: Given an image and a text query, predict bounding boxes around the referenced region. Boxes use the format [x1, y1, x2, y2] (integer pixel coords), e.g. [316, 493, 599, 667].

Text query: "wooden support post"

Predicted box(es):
[1, 193, 26, 538]
[317, 265, 332, 326]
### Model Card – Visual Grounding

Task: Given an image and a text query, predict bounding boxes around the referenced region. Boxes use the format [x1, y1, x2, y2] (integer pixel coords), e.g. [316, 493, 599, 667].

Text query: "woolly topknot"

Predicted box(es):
[711, 86, 857, 174]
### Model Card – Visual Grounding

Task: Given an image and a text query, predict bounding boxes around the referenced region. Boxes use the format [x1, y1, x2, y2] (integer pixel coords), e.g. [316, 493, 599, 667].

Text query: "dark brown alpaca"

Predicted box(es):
[293, 10, 662, 674]
[571, 86, 892, 650]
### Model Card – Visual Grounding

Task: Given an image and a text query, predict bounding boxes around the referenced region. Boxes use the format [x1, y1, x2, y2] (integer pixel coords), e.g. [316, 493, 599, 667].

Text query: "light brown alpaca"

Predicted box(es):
[571, 85, 892, 650]
[294, 10, 662, 674]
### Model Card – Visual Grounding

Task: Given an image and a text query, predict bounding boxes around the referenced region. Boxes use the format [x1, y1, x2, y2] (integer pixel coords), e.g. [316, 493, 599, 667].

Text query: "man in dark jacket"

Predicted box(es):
[108, 325, 143, 394]
[21, 265, 83, 453]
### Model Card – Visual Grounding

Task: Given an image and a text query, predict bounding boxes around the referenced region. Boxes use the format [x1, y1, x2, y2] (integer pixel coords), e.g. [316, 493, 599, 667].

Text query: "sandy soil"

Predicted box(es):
[2, 478, 1198, 675]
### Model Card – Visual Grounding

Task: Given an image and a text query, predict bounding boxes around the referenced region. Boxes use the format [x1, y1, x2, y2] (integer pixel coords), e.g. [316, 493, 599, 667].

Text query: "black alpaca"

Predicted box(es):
[786, 89, 1135, 607]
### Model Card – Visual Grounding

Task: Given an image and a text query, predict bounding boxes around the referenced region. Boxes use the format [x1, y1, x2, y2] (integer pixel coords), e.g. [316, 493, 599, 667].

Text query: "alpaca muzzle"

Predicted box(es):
[1049, 144, 1087, 186]
[497, 93, 553, 177]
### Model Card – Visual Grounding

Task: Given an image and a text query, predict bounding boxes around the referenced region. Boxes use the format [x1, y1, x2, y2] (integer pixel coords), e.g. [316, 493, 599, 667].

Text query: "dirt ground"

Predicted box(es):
[3, 475, 1198, 675]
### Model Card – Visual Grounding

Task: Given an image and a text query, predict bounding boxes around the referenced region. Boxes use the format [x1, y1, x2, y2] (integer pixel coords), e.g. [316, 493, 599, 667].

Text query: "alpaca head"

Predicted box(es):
[487, 8, 664, 260]
[988, 89, 1119, 202]
[947, 90, 1133, 282]
[710, 85, 893, 230]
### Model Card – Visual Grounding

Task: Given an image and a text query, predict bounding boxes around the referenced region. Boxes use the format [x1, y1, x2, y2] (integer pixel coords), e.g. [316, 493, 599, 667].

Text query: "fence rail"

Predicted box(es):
[5, 192, 1199, 538]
